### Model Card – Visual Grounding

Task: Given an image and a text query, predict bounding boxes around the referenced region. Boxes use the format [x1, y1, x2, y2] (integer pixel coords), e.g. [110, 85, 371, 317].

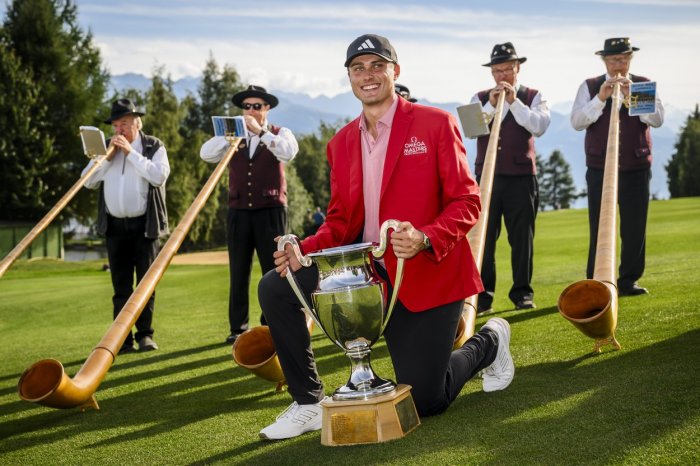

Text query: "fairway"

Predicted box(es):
[0, 198, 698, 465]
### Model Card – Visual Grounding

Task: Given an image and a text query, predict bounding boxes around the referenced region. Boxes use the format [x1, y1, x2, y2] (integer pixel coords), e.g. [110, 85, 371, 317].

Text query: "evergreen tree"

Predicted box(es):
[666, 105, 700, 198]
[0, 41, 54, 220]
[293, 121, 341, 214]
[539, 150, 580, 210]
[1, 0, 109, 222]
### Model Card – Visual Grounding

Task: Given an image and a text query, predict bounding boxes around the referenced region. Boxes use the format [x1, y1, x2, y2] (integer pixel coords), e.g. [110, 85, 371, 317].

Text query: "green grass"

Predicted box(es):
[1, 198, 699, 465]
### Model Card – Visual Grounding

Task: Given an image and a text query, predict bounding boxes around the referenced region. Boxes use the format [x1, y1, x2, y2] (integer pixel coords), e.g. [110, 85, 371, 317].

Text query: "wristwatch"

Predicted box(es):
[258, 129, 267, 138]
[421, 231, 432, 250]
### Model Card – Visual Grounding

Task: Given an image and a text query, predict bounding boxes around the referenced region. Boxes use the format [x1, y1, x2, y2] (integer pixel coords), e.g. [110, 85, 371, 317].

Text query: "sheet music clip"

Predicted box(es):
[457, 102, 490, 139]
[79, 126, 108, 159]
[211, 116, 248, 141]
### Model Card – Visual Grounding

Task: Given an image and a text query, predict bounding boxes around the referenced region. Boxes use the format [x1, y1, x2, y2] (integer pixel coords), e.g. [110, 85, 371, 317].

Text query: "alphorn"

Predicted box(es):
[455, 90, 507, 348]
[232, 315, 314, 392]
[17, 138, 243, 410]
[558, 79, 622, 353]
[0, 146, 116, 278]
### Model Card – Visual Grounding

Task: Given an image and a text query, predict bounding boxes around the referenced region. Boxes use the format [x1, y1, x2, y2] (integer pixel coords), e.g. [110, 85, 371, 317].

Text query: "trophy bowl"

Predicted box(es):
[279, 220, 405, 401]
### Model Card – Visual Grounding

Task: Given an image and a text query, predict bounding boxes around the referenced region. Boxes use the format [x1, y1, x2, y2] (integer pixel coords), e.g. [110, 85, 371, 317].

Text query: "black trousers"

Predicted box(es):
[586, 168, 650, 287]
[478, 174, 538, 308]
[105, 214, 159, 348]
[258, 266, 498, 417]
[227, 206, 286, 335]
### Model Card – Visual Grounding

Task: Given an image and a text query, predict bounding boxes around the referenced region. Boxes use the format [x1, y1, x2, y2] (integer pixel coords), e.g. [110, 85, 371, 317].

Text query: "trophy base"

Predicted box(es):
[320, 384, 420, 446]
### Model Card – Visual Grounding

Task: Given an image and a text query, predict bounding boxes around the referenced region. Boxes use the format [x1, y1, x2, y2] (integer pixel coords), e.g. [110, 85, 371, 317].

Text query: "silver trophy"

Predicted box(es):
[277, 219, 404, 401]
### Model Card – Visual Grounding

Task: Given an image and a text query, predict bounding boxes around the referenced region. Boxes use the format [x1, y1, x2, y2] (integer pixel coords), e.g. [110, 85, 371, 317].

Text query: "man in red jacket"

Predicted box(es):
[257, 34, 515, 440]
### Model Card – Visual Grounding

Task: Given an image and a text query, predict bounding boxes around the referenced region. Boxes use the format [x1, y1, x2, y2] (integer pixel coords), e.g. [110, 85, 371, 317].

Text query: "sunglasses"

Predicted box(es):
[241, 102, 267, 110]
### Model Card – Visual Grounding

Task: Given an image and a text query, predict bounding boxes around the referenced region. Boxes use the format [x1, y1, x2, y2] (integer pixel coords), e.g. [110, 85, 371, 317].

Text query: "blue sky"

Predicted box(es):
[3, 0, 697, 112]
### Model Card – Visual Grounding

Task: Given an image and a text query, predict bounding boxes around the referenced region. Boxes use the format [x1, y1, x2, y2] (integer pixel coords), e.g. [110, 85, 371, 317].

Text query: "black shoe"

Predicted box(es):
[477, 306, 494, 316]
[515, 298, 536, 310]
[118, 345, 136, 355]
[225, 333, 242, 344]
[618, 284, 648, 296]
[138, 336, 159, 352]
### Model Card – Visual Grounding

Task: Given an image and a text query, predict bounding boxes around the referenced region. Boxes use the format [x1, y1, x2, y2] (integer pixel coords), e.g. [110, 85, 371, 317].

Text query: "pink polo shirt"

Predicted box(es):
[359, 96, 399, 244]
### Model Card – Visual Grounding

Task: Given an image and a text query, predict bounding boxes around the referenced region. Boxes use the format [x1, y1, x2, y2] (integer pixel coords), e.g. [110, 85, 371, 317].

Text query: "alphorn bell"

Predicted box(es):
[558, 78, 623, 353]
[456, 90, 507, 349]
[0, 145, 116, 279]
[17, 137, 243, 410]
[232, 315, 314, 392]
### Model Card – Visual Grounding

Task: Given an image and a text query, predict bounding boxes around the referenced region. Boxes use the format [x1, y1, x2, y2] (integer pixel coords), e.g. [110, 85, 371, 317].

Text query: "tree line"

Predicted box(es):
[1, 0, 697, 252]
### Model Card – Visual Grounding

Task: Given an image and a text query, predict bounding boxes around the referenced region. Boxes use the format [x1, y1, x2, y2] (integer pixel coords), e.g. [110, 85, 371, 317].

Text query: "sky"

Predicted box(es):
[3, 0, 698, 113]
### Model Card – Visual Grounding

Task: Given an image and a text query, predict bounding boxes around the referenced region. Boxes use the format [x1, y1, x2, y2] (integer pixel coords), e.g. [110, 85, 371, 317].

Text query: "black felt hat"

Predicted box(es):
[232, 85, 279, 109]
[395, 83, 417, 103]
[595, 37, 639, 56]
[104, 98, 145, 124]
[344, 33, 398, 67]
[482, 42, 527, 67]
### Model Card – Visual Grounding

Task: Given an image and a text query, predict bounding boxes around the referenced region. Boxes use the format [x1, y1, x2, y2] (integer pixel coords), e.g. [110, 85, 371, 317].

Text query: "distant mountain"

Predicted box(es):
[111, 73, 687, 201]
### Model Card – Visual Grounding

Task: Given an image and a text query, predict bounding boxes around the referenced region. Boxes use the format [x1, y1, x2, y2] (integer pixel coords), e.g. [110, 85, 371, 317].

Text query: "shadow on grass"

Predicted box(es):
[186, 328, 700, 465]
[0, 335, 356, 449]
[503, 305, 559, 325]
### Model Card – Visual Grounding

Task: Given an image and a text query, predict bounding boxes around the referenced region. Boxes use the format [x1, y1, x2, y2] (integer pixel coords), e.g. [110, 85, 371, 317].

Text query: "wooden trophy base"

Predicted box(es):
[320, 384, 420, 446]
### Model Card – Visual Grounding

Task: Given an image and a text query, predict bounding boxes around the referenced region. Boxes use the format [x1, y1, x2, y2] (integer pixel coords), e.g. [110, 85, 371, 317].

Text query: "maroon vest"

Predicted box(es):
[476, 86, 538, 176]
[228, 125, 287, 209]
[584, 74, 652, 171]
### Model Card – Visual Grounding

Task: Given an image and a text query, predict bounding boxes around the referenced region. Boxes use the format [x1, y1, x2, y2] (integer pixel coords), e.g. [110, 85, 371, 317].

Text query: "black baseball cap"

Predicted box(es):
[344, 34, 398, 67]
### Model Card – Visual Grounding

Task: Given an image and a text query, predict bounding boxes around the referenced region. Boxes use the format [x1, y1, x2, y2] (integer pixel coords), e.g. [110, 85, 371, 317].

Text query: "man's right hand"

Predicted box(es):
[273, 237, 302, 278]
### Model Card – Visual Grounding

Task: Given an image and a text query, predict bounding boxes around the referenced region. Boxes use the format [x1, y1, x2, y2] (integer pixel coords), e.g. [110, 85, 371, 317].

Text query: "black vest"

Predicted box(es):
[584, 74, 652, 171]
[96, 131, 169, 239]
[475, 86, 538, 176]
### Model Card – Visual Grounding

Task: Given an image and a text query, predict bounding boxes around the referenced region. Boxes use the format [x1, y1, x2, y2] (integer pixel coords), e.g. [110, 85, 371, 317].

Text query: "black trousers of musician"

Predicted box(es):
[257, 265, 498, 417]
[586, 168, 650, 288]
[227, 206, 287, 335]
[478, 174, 539, 309]
[105, 214, 159, 349]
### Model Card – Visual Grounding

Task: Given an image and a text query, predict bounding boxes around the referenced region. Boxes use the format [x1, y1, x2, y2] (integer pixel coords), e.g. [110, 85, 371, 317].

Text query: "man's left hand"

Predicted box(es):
[390, 221, 427, 259]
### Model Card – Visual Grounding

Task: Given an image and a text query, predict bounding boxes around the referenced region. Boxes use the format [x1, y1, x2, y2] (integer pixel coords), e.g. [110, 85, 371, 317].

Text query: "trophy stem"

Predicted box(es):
[333, 344, 396, 401]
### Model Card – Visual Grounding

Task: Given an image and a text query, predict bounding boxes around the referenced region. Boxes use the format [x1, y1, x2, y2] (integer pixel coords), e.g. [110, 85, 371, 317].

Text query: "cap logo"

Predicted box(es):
[358, 39, 376, 50]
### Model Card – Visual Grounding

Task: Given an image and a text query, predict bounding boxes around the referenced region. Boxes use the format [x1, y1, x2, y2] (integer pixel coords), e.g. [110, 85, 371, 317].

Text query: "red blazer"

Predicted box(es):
[300, 97, 483, 312]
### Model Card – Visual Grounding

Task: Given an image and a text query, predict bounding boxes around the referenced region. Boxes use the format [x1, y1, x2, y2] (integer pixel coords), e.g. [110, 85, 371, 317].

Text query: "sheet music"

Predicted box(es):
[79, 126, 108, 156]
[211, 116, 248, 138]
[457, 102, 490, 139]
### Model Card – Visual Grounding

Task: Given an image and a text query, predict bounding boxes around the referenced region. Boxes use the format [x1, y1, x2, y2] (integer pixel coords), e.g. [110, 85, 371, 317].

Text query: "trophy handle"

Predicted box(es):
[276, 235, 321, 328]
[372, 220, 405, 333]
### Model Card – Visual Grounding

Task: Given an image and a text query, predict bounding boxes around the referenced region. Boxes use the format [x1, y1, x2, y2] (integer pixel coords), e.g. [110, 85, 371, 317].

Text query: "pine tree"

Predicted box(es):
[0, 41, 54, 220]
[539, 150, 580, 210]
[1, 0, 109, 222]
[666, 105, 700, 198]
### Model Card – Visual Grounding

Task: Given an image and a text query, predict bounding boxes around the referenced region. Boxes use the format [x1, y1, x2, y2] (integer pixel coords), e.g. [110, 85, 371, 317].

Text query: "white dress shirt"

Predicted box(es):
[469, 83, 551, 138]
[200, 121, 298, 164]
[82, 134, 170, 218]
[570, 73, 664, 131]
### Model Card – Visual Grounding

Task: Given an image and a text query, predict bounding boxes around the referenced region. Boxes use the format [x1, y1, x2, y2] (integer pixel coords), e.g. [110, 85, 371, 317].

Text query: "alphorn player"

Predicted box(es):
[571, 37, 664, 296]
[200, 85, 299, 345]
[82, 98, 170, 354]
[469, 42, 550, 314]
[256, 34, 515, 440]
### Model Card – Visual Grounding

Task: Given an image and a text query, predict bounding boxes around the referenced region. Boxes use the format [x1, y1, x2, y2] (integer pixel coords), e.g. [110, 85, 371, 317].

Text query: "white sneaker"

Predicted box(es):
[481, 318, 515, 392]
[259, 397, 327, 440]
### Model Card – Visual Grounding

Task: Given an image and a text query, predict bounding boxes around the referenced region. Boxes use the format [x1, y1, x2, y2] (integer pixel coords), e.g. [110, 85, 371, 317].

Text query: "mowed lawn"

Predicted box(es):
[0, 198, 698, 465]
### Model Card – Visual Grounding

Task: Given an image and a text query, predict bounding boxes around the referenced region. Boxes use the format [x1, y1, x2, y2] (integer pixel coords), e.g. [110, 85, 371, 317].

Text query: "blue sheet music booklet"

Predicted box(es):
[628, 81, 657, 116]
[211, 116, 248, 138]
